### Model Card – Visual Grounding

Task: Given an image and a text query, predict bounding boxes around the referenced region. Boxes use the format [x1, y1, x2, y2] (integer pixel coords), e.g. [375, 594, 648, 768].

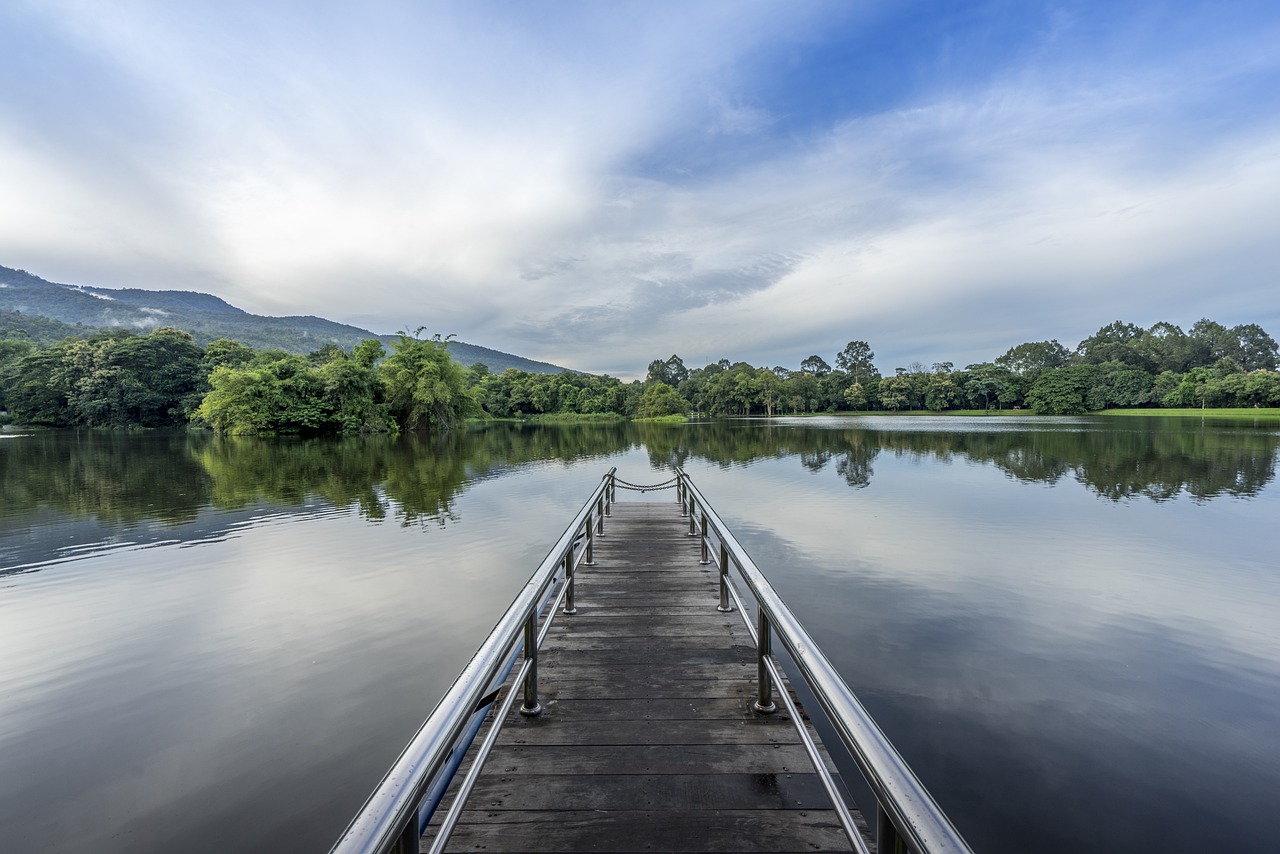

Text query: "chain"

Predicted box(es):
[613, 476, 679, 493]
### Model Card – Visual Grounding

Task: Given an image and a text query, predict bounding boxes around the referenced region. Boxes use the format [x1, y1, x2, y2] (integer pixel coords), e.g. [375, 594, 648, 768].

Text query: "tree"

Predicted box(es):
[318, 355, 391, 433]
[646, 354, 689, 387]
[995, 340, 1070, 378]
[783, 371, 819, 413]
[635, 382, 689, 418]
[835, 341, 878, 384]
[1026, 365, 1106, 414]
[843, 382, 868, 410]
[756, 368, 783, 416]
[877, 374, 911, 411]
[379, 331, 476, 432]
[2, 345, 72, 425]
[963, 363, 1011, 410]
[924, 373, 958, 411]
[1230, 323, 1279, 372]
[352, 339, 386, 369]
[799, 355, 831, 377]
[1076, 321, 1149, 369]
[307, 343, 346, 365]
[202, 338, 254, 372]
[1136, 322, 1194, 373]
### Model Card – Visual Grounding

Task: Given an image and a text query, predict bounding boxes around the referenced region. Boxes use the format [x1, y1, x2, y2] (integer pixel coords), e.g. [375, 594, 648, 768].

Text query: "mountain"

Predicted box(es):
[0, 265, 569, 374]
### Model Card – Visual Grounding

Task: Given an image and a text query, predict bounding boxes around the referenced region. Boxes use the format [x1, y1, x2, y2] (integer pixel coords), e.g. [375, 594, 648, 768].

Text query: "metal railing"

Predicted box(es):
[675, 467, 973, 854]
[333, 466, 969, 854]
[329, 468, 617, 854]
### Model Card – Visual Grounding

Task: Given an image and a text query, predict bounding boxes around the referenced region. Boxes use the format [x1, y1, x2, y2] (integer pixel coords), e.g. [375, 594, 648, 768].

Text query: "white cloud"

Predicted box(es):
[2, 1, 1278, 374]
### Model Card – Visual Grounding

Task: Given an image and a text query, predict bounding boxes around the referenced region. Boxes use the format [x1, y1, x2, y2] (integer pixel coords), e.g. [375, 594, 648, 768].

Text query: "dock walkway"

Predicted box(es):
[425, 500, 868, 853]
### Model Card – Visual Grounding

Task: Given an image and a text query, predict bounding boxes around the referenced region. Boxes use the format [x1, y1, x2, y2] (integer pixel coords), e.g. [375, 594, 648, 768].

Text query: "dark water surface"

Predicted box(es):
[2, 417, 1278, 852]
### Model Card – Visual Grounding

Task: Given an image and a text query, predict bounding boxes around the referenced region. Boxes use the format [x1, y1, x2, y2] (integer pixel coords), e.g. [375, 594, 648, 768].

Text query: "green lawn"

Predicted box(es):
[1098, 407, 1280, 419]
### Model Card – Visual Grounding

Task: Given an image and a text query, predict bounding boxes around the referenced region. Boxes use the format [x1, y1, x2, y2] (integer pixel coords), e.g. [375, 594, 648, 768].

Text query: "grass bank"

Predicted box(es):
[1098, 407, 1280, 420]
[632, 414, 689, 424]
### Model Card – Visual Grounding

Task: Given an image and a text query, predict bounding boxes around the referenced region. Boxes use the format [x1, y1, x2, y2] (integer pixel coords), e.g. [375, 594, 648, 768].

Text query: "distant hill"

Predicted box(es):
[0, 265, 569, 374]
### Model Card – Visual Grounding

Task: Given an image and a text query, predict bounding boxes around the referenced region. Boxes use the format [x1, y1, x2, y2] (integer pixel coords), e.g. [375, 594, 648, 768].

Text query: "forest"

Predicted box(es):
[0, 318, 1277, 434]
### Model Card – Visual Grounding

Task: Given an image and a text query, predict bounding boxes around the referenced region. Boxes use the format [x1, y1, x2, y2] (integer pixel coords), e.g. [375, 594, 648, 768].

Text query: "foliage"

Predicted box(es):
[2, 328, 204, 427]
[996, 340, 1070, 377]
[379, 332, 477, 432]
[4, 315, 1280, 429]
[634, 382, 690, 418]
[835, 341, 879, 385]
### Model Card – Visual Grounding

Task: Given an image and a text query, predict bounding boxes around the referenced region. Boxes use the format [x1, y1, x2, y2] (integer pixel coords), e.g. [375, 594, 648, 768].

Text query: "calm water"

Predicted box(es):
[2, 417, 1278, 852]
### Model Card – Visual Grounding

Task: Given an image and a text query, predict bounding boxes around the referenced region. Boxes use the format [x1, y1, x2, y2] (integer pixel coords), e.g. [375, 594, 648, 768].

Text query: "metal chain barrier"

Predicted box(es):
[612, 476, 679, 493]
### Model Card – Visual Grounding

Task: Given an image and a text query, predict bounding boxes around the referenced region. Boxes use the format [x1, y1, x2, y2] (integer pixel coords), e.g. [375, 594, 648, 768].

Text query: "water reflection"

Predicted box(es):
[2, 417, 1279, 853]
[643, 417, 1280, 501]
[2, 417, 1277, 542]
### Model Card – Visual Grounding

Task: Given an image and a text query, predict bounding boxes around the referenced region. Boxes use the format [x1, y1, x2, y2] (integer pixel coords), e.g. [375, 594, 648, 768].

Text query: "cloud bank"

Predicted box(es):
[2, 0, 1278, 375]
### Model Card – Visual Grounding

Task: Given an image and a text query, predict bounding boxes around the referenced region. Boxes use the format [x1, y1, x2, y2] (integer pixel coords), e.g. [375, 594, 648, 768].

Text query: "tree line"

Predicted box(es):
[0, 327, 475, 434]
[1, 317, 1277, 432]
[632, 318, 1280, 416]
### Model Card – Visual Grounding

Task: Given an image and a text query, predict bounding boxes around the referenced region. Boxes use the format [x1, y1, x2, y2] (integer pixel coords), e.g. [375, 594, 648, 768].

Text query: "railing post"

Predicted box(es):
[678, 472, 687, 516]
[395, 818, 419, 853]
[687, 495, 698, 536]
[717, 541, 734, 613]
[878, 804, 906, 854]
[604, 473, 613, 517]
[596, 495, 606, 537]
[564, 544, 579, 614]
[754, 608, 777, 714]
[698, 511, 711, 565]
[520, 611, 542, 716]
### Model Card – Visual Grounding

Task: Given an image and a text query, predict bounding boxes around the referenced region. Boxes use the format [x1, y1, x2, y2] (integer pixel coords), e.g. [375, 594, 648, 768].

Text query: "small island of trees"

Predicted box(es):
[1, 318, 1277, 434]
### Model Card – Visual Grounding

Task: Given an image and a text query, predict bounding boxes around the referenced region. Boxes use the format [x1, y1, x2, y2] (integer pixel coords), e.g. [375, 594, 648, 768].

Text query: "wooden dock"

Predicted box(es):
[424, 500, 870, 853]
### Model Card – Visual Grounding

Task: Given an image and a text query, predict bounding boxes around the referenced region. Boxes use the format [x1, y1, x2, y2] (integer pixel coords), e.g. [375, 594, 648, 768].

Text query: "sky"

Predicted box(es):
[2, 0, 1278, 376]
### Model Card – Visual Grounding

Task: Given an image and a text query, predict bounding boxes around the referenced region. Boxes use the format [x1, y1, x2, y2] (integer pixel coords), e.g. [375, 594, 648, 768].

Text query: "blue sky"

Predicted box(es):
[2, 1, 1278, 375]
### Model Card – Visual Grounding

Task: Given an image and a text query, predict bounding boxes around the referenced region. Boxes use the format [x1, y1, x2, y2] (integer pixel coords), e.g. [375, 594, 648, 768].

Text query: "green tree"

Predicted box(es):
[194, 355, 329, 434]
[877, 374, 911, 411]
[635, 382, 689, 417]
[963, 363, 1010, 410]
[353, 339, 386, 369]
[799, 355, 831, 377]
[756, 368, 783, 416]
[835, 341, 879, 385]
[843, 381, 868, 410]
[1136, 322, 1194, 373]
[646, 354, 689, 387]
[1229, 323, 1279, 371]
[995, 340, 1070, 378]
[379, 331, 476, 432]
[1026, 365, 1106, 414]
[1076, 321, 1150, 369]
[202, 338, 254, 372]
[924, 373, 959, 411]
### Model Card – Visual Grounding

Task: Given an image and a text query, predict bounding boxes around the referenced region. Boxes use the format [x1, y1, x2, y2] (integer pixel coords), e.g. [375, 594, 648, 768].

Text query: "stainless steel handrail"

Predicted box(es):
[330, 467, 617, 854]
[675, 468, 973, 854]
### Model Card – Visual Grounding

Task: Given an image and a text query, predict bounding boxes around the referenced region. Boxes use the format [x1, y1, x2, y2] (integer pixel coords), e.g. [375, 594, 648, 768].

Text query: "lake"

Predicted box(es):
[2, 416, 1278, 852]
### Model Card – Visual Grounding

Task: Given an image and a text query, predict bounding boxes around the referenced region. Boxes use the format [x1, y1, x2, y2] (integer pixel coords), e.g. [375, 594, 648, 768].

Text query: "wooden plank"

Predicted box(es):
[500, 718, 800, 746]
[498, 696, 773, 721]
[481, 743, 816, 775]
[456, 772, 836, 811]
[426, 500, 863, 854]
[443, 810, 851, 853]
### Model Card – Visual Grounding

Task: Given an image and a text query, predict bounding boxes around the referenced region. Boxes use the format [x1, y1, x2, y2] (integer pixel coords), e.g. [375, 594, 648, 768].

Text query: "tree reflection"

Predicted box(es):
[662, 419, 1277, 502]
[2, 418, 1275, 543]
